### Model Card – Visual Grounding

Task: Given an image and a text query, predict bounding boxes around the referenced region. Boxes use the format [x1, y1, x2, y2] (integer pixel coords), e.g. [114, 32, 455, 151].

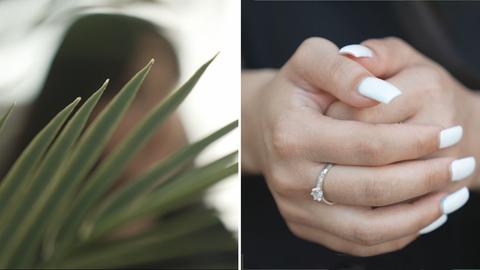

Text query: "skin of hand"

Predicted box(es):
[327, 37, 480, 191]
[241, 37, 473, 256]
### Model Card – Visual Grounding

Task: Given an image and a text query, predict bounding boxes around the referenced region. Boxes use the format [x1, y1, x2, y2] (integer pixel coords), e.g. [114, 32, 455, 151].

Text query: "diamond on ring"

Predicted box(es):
[310, 187, 323, 202]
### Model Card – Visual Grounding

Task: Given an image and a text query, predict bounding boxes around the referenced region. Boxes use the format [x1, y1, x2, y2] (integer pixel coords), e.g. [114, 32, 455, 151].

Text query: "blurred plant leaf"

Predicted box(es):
[0, 55, 237, 269]
[53, 54, 217, 254]
[90, 119, 238, 222]
[0, 81, 108, 267]
[47, 207, 230, 268]
[42, 60, 153, 258]
[0, 103, 14, 134]
[87, 152, 237, 241]
[0, 98, 80, 221]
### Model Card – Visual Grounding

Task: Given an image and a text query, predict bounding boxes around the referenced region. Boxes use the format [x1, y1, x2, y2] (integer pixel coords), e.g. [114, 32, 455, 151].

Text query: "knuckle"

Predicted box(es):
[413, 132, 428, 156]
[393, 237, 414, 252]
[292, 37, 335, 66]
[384, 36, 409, 48]
[270, 115, 301, 158]
[352, 137, 384, 164]
[366, 36, 411, 55]
[362, 176, 390, 206]
[422, 160, 450, 190]
[408, 126, 438, 157]
[384, 37, 416, 56]
[327, 58, 346, 84]
[269, 167, 297, 196]
[363, 38, 388, 54]
[285, 222, 309, 241]
[299, 37, 333, 53]
[328, 59, 367, 92]
[348, 246, 376, 257]
[421, 68, 445, 97]
[356, 107, 383, 123]
[422, 167, 442, 191]
[280, 207, 310, 228]
[351, 221, 383, 246]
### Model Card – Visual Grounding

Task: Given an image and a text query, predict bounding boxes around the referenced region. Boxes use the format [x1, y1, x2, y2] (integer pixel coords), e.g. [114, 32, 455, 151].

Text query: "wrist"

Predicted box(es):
[241, 69, 276, 174]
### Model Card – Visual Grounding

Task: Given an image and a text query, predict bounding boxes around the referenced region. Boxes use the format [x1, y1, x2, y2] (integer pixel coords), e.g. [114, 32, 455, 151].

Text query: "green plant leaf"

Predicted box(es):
[91, 119, 238, 222]
[60, 230, 236, 269]
[86, 151, 237, 240]
[46, 208, 226, 268]
[0, 54, 236, 268]
[54, 55, 217, 252]
[0, 97, 80, 225]
[0, 103, 14, 135]
[42, 60, 154, 258]
[0, 81, 108, 268]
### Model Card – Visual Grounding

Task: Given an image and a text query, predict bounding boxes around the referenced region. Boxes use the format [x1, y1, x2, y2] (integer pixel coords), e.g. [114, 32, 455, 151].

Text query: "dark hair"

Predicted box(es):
[2, 13, 178, 175]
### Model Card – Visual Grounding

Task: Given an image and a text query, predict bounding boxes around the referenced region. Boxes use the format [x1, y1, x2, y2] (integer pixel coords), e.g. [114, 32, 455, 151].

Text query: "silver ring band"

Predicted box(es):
[311, 163, 335, 205]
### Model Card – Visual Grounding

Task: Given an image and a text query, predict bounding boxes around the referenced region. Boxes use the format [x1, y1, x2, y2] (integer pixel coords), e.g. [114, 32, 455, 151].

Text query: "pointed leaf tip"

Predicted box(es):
[135, 59, 154, 77]
[208, 52, 220, 64]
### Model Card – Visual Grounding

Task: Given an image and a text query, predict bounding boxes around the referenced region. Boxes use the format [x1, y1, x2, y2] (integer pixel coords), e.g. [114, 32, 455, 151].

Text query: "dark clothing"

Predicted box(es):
[242, 1, 480, 269]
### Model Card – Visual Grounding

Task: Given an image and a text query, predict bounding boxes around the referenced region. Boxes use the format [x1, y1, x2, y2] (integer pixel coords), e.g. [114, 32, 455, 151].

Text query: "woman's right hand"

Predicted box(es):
[241, 37, 472, 256]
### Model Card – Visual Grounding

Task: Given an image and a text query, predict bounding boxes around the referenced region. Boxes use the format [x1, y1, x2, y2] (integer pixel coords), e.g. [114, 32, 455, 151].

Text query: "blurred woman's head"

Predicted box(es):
[3, 14, 187, 181]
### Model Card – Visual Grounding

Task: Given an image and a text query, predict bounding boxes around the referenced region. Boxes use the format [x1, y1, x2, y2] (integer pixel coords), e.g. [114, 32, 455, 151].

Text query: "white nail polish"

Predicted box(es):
[441, 187, 469, 214]
[439, 126, 463, 149]
[450, 157, 476, 181]
[357, 77, 402, 104]
[339, 44, 374, 58]
[420, 215, 447, 235]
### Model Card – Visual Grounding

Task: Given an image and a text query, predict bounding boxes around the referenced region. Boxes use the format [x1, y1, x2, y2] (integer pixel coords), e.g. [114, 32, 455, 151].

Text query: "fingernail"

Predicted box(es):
[439, 126, 463, 149]
[450, 157, 476, 181]
[357, 77, 402, 104]
[420, 215, 447, 235]
[441, 187, 469, 214]
[339, 44, 374, 58]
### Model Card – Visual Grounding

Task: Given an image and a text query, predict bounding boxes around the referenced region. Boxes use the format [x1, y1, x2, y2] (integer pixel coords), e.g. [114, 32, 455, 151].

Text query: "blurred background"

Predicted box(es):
[0, 0, 239, 242]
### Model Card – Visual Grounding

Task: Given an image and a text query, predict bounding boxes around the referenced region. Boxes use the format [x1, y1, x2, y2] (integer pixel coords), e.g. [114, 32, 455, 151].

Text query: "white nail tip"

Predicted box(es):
[420, 215, 447, 235]
[439, 126, 463, 149]
[357, 77, 402, 104]
[441, 187, 469, 214]
[450, 157, 476, 181]
[339, 44, 374, 58]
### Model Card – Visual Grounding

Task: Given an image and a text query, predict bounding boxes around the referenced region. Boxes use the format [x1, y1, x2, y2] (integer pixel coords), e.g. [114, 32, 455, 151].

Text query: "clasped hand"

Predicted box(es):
[242, 37, 480, 256]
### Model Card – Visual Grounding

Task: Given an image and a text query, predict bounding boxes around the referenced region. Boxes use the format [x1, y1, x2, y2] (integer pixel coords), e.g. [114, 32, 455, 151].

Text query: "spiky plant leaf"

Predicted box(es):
[0, 98, 80, 222]
[42, 60, 154, 258]
[87, 153, 237, 240]
[0, 81, 108, 266]
[91, 119, 238, 221]
[47, 208, 231, 268]
[0, 55, 237, 269]
[0, 103, 14, 134]
[53, 54, 218, 253]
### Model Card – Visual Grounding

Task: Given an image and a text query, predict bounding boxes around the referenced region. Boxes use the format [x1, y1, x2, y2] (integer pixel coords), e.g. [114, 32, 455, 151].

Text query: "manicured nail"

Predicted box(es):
[339, 44, 374, 58]
[441, 187, 469, 214]
[357, 77, 402, 104]
[439, 126, 463, 149]
[450, 157, 476, 181]
[420, 215, 447, 235]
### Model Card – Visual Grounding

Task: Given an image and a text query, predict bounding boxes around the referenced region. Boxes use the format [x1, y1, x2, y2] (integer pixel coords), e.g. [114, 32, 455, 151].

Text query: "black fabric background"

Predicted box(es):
[242, 1, 480, 269]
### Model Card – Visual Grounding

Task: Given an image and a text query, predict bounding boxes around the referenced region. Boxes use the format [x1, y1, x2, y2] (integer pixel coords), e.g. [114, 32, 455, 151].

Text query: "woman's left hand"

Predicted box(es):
[327, 37, 480, 190]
